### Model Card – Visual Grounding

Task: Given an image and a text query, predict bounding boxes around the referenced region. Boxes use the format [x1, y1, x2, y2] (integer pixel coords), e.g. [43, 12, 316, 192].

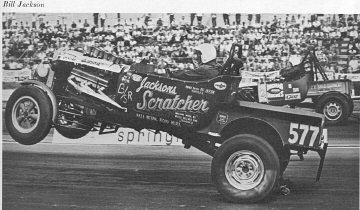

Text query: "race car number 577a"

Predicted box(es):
[288, 122, 320, 147]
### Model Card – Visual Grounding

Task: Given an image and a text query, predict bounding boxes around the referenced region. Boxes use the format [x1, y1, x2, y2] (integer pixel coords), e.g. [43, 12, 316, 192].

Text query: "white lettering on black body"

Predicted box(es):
[137, 90, 209, 112]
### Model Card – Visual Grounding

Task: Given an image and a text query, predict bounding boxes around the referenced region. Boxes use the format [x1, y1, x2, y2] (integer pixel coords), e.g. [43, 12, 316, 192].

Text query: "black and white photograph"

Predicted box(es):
[1, 0, 359, 209]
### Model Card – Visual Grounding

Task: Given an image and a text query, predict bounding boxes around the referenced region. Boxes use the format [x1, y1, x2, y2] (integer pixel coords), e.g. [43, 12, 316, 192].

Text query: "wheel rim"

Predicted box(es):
[11, 96, 40, 133]
[323, 101, 342, 121]
[225, 150, 265, 190]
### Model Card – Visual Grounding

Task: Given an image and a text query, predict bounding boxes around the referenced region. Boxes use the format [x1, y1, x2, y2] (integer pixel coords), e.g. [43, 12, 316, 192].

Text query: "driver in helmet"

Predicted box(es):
[170, 43, 220, 80]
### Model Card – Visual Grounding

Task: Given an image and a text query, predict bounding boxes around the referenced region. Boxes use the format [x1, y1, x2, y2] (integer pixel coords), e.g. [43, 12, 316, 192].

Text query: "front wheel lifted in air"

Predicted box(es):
[5, 85, 53, 145]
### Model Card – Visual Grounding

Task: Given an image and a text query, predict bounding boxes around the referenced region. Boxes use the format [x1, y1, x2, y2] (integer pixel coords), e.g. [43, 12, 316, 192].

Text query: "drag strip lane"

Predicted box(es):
[2, 145, 358, 210]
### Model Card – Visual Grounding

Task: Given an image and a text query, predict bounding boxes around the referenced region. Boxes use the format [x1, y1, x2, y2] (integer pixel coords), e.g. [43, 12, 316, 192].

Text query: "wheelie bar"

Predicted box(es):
[316, 142, 328, 182]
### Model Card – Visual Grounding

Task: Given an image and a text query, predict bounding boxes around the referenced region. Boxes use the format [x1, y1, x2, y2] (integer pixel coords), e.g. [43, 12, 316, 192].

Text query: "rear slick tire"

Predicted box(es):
[55, 123, 92, 139]
[211, 134, 280, 203]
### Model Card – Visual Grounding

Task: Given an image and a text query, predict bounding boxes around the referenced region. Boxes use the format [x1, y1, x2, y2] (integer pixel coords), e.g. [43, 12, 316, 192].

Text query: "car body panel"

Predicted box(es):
[308, 79, 352, 97]
[115, 71, 241, 131]
[199, 101, 325, 150]
[258, 73, 311, 105]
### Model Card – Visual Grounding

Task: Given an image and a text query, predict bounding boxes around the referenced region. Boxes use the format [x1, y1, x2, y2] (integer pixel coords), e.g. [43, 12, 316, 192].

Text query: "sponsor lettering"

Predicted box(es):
[136, 77, 177, 95]
[117, 129, 182, 145]
[185, 85, 215, 95]
[265, 83, 284, 98]
[217, 113, 228, 124]
[60, 55, 77, 62]
[175, 112, 198, 124]
[136, 90, 209, 112]
[285, 93, 301, 100]
[214, 82, 227, 90]
[81, 58, 104, 66]
[268, 87, 282, 94]
[117, 83, 133, 104]
[136, 113, 181, 127]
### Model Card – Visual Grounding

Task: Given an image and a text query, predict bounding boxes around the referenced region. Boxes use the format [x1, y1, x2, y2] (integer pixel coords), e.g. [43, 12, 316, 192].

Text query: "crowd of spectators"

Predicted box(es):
[2, 13, 360, 74]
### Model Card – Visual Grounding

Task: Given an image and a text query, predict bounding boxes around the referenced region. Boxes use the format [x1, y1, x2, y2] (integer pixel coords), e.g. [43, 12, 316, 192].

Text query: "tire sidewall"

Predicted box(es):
[55, 124, 92, 139]
[211, 134, 280, 203]
[5, 85, 52, 145]
[316, 93, 350, 125]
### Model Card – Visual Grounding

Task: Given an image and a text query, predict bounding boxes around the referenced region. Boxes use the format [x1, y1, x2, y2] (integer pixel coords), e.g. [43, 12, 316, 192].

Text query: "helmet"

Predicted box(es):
[193, 43, 217, 64]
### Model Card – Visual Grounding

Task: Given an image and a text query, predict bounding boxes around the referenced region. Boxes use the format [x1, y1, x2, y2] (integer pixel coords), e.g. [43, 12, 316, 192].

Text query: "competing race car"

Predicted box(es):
[5, 44, 328, 203]
[236, 46, 354, 124]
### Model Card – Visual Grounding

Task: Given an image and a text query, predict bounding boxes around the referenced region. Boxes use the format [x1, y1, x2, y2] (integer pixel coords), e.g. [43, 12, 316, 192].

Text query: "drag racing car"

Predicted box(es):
[236, 46, 354, 124]
[5, 44, 328, 203]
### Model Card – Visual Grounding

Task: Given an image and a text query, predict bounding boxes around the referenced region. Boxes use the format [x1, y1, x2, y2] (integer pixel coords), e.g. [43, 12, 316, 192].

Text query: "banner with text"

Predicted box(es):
[52, 127, 183, 145]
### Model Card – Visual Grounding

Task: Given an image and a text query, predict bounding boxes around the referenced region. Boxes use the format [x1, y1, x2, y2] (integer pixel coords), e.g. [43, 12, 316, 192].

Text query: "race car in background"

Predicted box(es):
[236, 46, 355, 125]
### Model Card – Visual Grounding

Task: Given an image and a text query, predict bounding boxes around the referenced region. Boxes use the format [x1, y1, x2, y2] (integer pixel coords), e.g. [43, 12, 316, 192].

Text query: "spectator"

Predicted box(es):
[156, 17, 163, 27]
[31, 13, 37, 29]
[196, 13, 203, 26]
[71, 21, 77, 29]
[144, 13, 151, 27]
[93, 13, 99, 26]
[169, 13, 175, 25]
[223, 13, 230, 26]
[83, 19, 90, 28]
[235, 14, 241, 25]
[100, 13, 106, 28]
[248, 14, 253, 26]
[348, 56, 360, 73]
[339, 23, 348, 38]
[211, 13, 217, 28]
[39, 20, 46, 29]
[3, 13, 7, 29]
[179, 16, 187, 27]
[2, 13, 360, 76]
[256, 14, 261, 24]
[7, 13, 14, 29]
[190, 13, 196, 26]
[117, 13, 121, 23]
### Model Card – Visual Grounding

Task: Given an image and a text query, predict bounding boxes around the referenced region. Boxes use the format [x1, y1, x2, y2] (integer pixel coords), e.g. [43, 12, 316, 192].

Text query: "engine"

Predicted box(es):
[51, 47, 129, 110]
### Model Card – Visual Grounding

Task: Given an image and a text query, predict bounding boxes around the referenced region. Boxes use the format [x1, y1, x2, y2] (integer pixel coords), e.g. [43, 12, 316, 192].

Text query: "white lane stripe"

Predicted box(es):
[2, 139, 360, 149]
[328, 145, 360, 147]
[2, 140, 52, 144]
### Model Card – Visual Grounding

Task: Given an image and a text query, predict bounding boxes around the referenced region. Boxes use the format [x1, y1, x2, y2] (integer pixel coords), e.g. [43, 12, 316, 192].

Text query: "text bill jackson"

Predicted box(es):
[3, 1, 45, 7]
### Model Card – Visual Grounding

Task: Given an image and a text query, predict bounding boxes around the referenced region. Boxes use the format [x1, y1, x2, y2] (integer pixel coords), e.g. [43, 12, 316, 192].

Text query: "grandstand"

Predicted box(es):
[2, 13, 360, 76]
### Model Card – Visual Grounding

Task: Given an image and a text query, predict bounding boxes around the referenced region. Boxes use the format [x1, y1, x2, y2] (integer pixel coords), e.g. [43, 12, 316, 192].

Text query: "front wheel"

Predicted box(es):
[5, 85, 52, 145]
[211, 134, 280, 203]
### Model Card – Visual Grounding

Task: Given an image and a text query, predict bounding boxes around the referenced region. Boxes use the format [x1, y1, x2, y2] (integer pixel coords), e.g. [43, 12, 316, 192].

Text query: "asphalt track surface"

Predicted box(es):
[2, 114, 359, 209]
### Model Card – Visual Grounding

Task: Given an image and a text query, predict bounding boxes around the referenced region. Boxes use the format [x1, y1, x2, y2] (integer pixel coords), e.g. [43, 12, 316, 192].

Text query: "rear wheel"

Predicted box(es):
[316, 93, 350, 125]
[55, 102, 93, 139]
[5, 85, 52, 145]
[55, 119, 93, 139]
[211, 134, 280, 203]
